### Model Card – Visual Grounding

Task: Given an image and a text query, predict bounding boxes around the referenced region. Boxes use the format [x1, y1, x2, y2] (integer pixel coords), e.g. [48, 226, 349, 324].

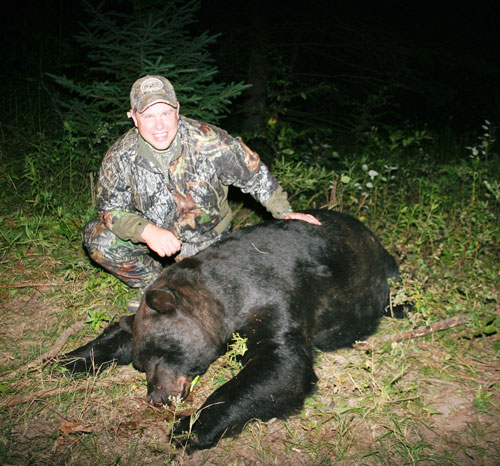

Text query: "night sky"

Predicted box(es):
[2, 0, 499, 133]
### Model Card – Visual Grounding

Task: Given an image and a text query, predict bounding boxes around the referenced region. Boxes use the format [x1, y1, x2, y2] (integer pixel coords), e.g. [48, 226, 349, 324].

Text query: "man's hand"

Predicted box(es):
[282, 212, 322, 225]
[141, 224, 182, 257]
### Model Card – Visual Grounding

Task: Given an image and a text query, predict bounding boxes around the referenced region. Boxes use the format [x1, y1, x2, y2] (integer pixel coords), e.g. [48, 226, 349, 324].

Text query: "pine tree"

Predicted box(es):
[50, 0, 249, 159]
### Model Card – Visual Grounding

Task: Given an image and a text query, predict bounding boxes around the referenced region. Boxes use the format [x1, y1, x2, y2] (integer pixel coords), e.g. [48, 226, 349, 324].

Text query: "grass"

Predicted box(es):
[0, 128, 499, 465]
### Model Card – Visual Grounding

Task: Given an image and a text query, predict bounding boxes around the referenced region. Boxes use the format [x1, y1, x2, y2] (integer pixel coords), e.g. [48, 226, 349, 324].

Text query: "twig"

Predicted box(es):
[1, 370, 141, 407]
[251, 243, 270, 254]
[0, 282, 61, 289]
[2, 386, 76, 407]
[0, 320, 86, 382]
[354, 314, 471, 351]
[89, 172, 96, 207]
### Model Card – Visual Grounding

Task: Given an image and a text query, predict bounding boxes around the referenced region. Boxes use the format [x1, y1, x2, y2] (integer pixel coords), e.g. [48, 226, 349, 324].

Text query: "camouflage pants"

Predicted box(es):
[82, 219, 231, 288]
[82, 219, 163, 288]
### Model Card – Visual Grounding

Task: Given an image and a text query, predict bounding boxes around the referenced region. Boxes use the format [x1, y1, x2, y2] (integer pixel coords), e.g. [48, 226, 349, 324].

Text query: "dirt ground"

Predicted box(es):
[1, 291, 500, 465]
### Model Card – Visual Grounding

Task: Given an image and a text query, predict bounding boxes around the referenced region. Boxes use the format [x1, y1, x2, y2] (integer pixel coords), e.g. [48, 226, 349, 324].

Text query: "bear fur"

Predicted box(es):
[60, 209, 403, 451]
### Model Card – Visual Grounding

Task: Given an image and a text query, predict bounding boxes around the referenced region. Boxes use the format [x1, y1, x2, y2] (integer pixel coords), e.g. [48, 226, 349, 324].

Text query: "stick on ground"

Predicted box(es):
[0, 282, 61, 288]
[354, 314, 471, 351]
[0, 320, 86, 382]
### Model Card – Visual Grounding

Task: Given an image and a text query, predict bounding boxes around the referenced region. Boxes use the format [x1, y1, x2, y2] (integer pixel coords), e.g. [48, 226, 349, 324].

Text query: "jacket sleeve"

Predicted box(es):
[97, 143, 151, 241]
[212, 132, 292, 218]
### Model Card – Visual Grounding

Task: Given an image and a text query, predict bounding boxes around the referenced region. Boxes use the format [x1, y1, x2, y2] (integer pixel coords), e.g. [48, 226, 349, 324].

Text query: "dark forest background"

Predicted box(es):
[1, 0, 499, 164]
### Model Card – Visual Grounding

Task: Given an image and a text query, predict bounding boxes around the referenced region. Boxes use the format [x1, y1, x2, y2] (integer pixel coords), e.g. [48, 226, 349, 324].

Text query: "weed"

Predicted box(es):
[85, 309, 111, 331]
[225, 333, 248, 370]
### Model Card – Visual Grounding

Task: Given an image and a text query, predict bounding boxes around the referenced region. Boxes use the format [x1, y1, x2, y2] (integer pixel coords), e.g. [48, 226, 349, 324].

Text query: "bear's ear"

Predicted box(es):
[119, 314, 135, 333]
[145, 288, 177, 314]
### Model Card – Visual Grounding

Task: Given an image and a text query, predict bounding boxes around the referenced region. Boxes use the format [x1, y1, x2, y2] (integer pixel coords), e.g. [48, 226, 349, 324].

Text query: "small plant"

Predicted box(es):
[225, 332, 248, 371]
[86, 309, 110, 330]
[211, 333, 248, 388]
[272, 157, 331, 209]
[361, 125, 433, 162]
[466, 119, 496, 162]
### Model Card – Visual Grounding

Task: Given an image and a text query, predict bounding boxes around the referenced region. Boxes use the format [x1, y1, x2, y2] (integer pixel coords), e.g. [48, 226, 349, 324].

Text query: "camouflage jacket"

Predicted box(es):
[97, 116, 291, 255]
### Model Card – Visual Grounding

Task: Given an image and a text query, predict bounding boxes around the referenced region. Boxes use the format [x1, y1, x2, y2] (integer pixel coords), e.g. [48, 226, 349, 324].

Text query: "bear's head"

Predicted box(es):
[121, 280, 226, 406]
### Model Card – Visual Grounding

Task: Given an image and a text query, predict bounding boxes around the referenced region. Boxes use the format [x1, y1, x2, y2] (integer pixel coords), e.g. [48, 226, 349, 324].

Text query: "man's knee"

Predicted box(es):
[82, 219, 101, 249]
[82, 218, 158, 271]
[82, 219, 115, 260]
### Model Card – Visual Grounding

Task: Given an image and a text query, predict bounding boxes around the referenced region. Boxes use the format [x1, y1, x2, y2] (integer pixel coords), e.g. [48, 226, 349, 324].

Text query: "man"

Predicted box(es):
[83, 75, 320, 311]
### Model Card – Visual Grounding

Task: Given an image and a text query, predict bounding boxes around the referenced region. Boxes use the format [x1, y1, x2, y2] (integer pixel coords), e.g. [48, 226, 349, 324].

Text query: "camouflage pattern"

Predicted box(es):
[84, 115, 291, 285]
[83, 219, 163, 288]
[97, 115, 291, 256]
[130, 75, 178, 112]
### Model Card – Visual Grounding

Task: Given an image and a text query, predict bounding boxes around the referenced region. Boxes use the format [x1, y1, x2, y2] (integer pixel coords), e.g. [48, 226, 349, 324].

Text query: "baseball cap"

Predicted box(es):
[130, 75, 178, 113]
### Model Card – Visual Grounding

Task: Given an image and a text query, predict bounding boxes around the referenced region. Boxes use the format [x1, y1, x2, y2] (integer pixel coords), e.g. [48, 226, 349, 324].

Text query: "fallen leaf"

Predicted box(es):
[59, 420, 93, 436]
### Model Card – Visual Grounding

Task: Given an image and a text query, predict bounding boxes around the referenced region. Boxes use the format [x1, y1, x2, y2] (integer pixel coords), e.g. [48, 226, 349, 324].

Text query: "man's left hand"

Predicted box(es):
[283, 212, 322, 225]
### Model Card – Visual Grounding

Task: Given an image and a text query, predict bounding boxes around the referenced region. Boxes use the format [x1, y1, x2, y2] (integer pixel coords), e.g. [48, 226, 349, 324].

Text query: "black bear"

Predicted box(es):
[60, 209, 403, 451]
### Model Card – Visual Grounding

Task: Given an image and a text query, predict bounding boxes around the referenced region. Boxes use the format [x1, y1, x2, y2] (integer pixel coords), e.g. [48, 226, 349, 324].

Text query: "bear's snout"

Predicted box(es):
[147, 375, 191, 407]
[148, 385, 170, 406]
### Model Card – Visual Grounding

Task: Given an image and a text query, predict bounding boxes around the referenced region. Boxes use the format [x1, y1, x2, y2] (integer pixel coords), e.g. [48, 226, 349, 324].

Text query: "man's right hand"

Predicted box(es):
[141, 224, 182, 257]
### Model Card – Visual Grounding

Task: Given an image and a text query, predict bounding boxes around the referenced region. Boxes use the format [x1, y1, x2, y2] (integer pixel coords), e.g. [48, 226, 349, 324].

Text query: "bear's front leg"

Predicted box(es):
[58, 318, 133, 374]
[171, 335, 317, 451]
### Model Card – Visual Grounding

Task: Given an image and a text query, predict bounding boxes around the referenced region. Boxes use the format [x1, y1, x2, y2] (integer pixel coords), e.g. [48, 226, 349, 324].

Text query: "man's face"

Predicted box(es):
[131, 102, 180, 150]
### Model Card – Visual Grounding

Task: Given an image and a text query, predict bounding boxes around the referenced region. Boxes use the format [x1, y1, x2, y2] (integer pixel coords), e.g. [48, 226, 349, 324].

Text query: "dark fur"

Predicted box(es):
[60, 210, 403, 451]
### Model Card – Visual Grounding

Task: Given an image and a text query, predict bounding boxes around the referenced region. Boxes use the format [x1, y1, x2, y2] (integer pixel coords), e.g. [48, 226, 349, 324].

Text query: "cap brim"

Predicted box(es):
[138, 98, 178, 113]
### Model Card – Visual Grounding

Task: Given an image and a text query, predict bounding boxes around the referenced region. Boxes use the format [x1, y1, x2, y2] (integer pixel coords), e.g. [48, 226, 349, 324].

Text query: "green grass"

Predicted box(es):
[0, 126, 499, 465]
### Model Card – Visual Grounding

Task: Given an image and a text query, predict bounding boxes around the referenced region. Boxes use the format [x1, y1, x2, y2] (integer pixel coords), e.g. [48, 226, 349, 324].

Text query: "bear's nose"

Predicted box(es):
[148, 385, 169, 406]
